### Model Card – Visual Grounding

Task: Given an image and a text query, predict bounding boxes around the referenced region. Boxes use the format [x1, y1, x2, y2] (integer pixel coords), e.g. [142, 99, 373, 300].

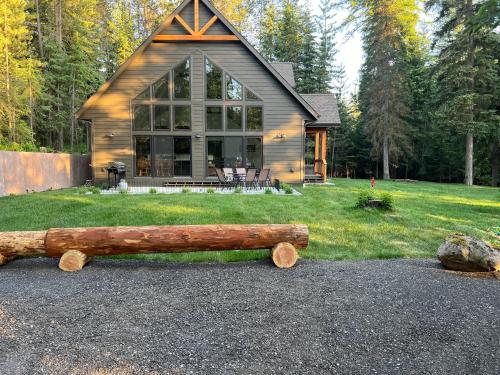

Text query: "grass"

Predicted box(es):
[1, 179, 498, 263]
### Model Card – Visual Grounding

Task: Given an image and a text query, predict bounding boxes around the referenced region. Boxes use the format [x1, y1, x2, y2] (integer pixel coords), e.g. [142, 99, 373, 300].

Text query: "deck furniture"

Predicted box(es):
[223, 168, 234, 182]
[216, 168, 231, 189]
[258, 168, 271, 188]
[245, 169, 257, 189]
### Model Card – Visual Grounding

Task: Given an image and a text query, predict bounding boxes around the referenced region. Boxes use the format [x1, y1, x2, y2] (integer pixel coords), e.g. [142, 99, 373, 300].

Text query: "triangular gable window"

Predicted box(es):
[134, 58, 191, 101]
[135, 87, 150, 100]
[226, 74, 242, 100]
[245, 88, 260, 101]
[153, 73, 169, 99]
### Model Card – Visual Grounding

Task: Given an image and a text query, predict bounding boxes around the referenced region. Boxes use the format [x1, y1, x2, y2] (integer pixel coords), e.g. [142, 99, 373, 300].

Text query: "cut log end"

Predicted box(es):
[271, 242, 299, 268]
[0, 254, 15, 266]
[59, 250, 91, 272]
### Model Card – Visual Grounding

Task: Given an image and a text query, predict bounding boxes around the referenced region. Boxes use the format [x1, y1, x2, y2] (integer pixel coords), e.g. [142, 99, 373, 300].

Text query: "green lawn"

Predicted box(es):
[1, 179, 498, 263]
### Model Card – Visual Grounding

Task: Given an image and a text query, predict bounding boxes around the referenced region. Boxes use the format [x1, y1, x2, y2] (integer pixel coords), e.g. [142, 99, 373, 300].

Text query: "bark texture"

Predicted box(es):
[0, 231, 47, 257]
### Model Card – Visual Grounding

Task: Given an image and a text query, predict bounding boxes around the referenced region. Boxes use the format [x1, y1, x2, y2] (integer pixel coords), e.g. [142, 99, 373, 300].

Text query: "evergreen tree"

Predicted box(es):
[0, 0, 41, 144]
[355, 0, 419, 179]
[315, 0, 337, 93]
[427, 0, 499, 185]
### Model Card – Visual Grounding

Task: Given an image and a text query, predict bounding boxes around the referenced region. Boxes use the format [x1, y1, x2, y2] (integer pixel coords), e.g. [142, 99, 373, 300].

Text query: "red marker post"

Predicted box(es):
[371, 177, 375, 189]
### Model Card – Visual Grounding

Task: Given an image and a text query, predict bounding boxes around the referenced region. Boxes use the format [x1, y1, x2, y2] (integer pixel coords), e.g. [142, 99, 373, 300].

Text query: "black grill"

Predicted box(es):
[106, 162, 126, 188]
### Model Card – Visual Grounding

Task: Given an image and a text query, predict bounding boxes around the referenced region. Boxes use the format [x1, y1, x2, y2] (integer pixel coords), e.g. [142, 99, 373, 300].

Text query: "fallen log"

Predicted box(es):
[0, 224, 308, 270]
[59, 250, 92, 272]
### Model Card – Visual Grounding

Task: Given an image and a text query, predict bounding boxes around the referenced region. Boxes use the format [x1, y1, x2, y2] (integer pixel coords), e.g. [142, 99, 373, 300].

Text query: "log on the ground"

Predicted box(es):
[271, 242, 299, 268]
[367, 199, 383, 208]
[44, 224, 308, 257]
[59, 250, 91, 272]
[0, 231, 47, 257]
[437, 234, 500, 272]
[0, 254, 16, 266]
[0, 224, 308, 258]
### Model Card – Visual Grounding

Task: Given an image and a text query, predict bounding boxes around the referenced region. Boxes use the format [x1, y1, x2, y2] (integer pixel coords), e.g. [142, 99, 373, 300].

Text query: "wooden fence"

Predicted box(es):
[0, 151, 91, 196]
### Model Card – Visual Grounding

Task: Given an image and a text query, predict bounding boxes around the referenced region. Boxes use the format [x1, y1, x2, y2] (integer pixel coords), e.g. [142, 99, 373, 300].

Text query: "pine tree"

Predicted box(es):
[0, 0, 41, 144]
[315, 0, 337, 94]
[355, 0, 419, 179]
[428, 0, 499, 185]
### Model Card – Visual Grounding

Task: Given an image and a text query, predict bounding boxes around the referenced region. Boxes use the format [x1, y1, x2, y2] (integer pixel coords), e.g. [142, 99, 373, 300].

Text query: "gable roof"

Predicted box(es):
[270, 62, 295, 87]
[301, 94, 341, 127]
[76, 0, 318, 119]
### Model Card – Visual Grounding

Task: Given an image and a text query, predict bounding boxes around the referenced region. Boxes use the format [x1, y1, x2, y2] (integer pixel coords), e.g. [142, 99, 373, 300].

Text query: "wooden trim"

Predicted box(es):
[194, 0, 200, 32]
[174, 15, 194, 35]
[153, 34, 239, 42]
[198, 15, 218, 35]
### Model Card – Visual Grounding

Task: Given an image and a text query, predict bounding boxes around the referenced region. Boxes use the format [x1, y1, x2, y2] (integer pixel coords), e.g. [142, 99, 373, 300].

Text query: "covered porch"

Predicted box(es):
[301, 94, 341, 183]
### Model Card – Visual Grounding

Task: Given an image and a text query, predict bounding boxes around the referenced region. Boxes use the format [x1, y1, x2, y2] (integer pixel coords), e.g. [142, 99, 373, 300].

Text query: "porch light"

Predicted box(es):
[195, 134, 202, 139]
[276, 133, 286, 139]
[106, 132, 114, 138]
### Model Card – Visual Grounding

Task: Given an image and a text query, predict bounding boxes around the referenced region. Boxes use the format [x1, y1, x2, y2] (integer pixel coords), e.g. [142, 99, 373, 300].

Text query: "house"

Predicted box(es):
[76, 0, 340, 185]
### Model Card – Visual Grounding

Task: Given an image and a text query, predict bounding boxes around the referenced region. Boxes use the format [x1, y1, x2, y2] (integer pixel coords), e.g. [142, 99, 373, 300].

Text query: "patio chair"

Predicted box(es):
[245, 169, 257, 189]
[236, 167, 246, 183]
[257, 168, 271, 188]
[223, 168, 234, 182]
[215, 168, 230, 190]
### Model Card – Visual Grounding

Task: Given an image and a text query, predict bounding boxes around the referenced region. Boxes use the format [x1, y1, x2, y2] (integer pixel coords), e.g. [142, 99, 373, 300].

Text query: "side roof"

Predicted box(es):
[76, 0, 318, 119]
[270, 62, 295, 87]
[301, 94, 340, 127]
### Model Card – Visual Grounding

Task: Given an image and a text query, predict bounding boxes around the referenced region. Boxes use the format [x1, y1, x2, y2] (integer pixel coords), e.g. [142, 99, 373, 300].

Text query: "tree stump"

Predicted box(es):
[59, 250, 91, 272]
[271, 242, 299, 268]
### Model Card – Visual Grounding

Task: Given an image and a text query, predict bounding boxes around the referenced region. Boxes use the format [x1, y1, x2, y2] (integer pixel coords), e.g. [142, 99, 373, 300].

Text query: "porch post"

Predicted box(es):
[321, 130, 327, 182]
[314, 131, 320, 174]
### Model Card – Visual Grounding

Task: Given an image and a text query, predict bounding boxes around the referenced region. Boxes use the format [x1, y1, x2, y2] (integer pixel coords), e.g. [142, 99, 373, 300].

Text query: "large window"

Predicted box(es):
[174, 105, 191, 130]
[133, 105, 150, 130]
[154, 105, 170, 130]
[226, 75, 242, 100]
[174, 59, 190, 99]
[135, 135, 191, 177]
[135, 136, 152, 176]
[206, 106, 223, 130]
[246, 107, 263, 131]
[226, 106, 242, 131]
[205, 58, 223, 100]
[206, 137, 262, 176]
[153, 73, 169, 99]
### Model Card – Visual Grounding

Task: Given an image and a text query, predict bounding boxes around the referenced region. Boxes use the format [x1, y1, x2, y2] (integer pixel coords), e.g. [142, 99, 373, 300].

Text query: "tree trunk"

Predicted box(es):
[70, 70, 75, 152]
[35, 0, 44, 58]
[55, 0, 63, 45]
[4, 10, 13, 142]
[490, 139, 498, 187]
[464, 132, 473, 185]
[383, 135, 390, 179]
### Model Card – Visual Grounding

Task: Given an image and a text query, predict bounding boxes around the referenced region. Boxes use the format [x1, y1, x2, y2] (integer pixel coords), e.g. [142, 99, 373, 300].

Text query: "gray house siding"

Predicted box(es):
[80, 2, 313, 184]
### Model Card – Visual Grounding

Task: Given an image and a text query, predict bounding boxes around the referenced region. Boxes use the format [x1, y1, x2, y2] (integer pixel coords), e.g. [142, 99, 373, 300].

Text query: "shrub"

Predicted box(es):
[355, 189, 375, 208]
[264, 187, 272, 195]
[182, 187, 190, 193]
[89, 186, 101, 195]
[281, 183, 293, 194]
[149, 188, 157, 194]
[234, 186, 242, 194]
[207, 187, 215, 194]
[119, 189, 127, 194]
[379, 192, 394, 210]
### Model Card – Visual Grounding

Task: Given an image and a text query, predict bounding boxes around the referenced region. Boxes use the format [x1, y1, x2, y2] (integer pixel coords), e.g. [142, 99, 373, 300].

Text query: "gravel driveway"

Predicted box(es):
[0, 258, 498, 375]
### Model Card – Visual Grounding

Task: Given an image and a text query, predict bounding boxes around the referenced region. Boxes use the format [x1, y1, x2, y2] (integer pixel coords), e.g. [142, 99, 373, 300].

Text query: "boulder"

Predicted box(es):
[437, 234, 500, 272]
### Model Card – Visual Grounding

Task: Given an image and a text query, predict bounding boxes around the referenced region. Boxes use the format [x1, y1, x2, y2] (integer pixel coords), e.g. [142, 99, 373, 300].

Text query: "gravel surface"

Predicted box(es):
[0, 258, 498, 375]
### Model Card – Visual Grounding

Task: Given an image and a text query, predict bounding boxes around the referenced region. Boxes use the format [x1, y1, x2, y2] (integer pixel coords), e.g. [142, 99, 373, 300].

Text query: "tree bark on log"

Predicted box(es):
[0, 254, 15, 266]
[0, 231, 47, 257]
[271, 242, 299, 268]
[59, 250, 91, 272]
[45, 224, 308, 257]
[0, 225, 308, 259]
